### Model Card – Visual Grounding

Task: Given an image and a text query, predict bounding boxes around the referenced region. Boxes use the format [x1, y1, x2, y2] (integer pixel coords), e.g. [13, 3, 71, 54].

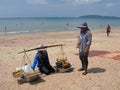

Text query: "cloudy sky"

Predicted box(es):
[0, 0, 120, 18]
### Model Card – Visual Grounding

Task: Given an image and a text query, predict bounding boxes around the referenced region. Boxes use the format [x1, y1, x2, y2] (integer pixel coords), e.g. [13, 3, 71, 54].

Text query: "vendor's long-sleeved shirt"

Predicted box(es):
[31, 51, 50, 70]
[78, 30, 92, 53]
[31, 52, 41, 70]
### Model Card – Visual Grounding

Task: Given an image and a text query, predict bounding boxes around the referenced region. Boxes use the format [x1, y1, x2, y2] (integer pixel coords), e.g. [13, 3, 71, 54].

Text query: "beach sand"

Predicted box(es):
[0, 28, 120, 90]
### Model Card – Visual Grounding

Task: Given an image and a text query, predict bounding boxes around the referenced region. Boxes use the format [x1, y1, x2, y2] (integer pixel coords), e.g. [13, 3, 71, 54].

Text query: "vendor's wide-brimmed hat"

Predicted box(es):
[77, 22, 88, 28]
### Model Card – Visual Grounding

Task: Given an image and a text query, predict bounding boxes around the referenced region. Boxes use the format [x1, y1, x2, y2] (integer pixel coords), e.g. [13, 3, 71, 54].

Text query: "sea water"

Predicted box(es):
[0, 17, 120, 35]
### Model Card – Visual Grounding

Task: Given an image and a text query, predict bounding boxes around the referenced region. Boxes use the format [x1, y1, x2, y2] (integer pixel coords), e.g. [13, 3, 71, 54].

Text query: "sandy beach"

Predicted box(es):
[0, 28, 120, 90]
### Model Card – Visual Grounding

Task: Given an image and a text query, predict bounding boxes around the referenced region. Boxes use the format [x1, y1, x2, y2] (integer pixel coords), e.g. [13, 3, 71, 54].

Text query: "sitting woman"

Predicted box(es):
[31, 49, 55, 75]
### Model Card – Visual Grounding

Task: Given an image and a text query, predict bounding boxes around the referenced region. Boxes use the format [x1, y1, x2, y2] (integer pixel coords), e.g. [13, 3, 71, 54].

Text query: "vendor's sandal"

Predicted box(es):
[82, 71, 87, 75]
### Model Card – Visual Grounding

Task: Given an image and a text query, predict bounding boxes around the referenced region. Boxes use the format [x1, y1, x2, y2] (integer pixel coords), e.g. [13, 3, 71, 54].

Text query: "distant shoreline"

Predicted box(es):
[0, 15, 120, 19]
[79, 15, 120, 19]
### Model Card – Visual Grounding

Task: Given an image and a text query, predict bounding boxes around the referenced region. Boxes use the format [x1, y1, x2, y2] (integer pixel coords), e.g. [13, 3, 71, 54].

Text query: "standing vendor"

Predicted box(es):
[77, 22, 92, 75]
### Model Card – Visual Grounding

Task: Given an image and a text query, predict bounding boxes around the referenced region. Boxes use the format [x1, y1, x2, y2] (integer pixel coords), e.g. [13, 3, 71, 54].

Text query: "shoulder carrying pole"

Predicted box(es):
[18, 44, 65, 54]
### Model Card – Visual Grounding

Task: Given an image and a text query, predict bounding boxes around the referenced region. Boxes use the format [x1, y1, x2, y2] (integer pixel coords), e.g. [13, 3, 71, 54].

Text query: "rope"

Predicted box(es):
[57, 45, 67, 61]
[21, 49, 32, 68]
[24, 51, 31, 65]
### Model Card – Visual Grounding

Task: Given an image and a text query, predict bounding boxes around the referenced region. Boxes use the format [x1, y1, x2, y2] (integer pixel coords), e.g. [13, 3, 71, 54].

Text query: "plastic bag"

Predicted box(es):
[16, 64, 33, 73]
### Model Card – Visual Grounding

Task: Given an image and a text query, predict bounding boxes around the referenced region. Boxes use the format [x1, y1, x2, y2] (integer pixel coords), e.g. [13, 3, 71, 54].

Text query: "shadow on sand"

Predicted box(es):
[29, 68, 75, 85]
[29, 76, 45, 85]
[88, 67, 106, 74]
[62, 67, 75, 73]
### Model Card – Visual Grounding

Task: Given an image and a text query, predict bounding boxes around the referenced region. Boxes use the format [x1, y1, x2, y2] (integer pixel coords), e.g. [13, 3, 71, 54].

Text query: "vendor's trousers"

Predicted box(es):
[79, 53, 88, 72]
[38, 65, 55, 75]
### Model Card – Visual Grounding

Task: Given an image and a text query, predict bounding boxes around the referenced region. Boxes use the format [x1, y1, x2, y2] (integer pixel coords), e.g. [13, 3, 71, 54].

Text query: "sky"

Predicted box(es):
[0, 0, 120, 18]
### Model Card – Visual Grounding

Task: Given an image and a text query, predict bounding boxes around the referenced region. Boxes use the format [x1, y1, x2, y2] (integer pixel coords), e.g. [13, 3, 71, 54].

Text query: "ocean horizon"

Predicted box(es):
[0, 17, 120, 35]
